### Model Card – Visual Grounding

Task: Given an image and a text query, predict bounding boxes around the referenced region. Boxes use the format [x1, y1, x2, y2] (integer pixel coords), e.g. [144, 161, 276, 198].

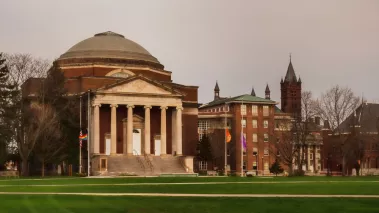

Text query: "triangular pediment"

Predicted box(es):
[97, 75, 182, 96]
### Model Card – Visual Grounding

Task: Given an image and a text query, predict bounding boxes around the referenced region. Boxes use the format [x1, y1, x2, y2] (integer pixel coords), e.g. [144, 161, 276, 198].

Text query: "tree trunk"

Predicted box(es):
[21, 159, 28, 176]
[41, 160, 45, 177]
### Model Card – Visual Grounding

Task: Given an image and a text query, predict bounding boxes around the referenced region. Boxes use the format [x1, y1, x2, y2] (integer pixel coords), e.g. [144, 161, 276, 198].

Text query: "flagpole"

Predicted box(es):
[87, 90, 90, 177]
[241, 99, 244, 177]
[224, 103, 227, 175]
[79, 95, 82, 174]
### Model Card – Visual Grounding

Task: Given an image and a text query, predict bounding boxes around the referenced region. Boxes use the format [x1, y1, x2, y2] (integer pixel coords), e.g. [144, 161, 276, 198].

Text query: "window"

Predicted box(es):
[252, 105, 258, 115]
[241, 105, 246, 115]
[264, 149, 269, 156]
[241, 119, 246, 128]
[252, 119, 257, 128]
[263, 120, 268, 128]
[276, 137, 280, 143]
[310, 153, 313, 160]
[253, 134, 258, 142]
[243, 161, 247, 170]
[253, 148, 258, 155]
[275, 120, 280, 129]
[263, 106, 269, 116]
[110, 72, 129, 78]
[264, 162, 269, 171]
[100, 159, 107, 170]
[199, 161, 207, 170]
[198, 120, 209, 140]
[264, 133, 269, 142]
[224, 105, 230, 112]
[253, 161, 257, 170]
[227, 148, 230, 156]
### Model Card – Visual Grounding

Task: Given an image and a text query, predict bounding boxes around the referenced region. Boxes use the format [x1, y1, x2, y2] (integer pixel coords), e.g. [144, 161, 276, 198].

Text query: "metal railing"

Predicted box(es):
[133, 150, 145, 175]
[143, 152, 154, 173]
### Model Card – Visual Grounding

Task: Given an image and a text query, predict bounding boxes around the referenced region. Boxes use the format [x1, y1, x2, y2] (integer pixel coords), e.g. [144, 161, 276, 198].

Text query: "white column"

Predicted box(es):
[160, 106, 167, 155]
[171, 110, 177, 155]
[93, 104, 101, 154]
[127, 105, 134, 155]
[110, 104, 118, 154]
[144, 106, 152, 155]
[176, 106, 183, 155]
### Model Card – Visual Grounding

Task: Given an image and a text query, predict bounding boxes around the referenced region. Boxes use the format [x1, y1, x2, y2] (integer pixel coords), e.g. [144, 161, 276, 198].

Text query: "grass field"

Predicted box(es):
[0, 176, 378, 213]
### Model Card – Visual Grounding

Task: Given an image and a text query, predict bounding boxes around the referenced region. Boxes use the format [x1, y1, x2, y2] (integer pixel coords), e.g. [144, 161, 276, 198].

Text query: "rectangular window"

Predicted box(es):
[263, 120, 268, 128]
[264, 162, 269, 171]
[310, 153, 313, 160]
[252, 105, 258, 115]
[253, 161, 257, 170]
[253, 147, 258, 155]
[227, 148, 230, 156]
[199, 161, 207, 170]
[264, 133, 269, 142]
[263, 106, 269, 116]
[101, 159, 107, 169]
[252, 119, 257, 128]
[264, 149, 269, 156]
[198, 120, 209, 140]
[243, 161, 247, 170]
[241, 119, 246, 128]
[253, 134, 258, 142]
[241, 105, 246, 115]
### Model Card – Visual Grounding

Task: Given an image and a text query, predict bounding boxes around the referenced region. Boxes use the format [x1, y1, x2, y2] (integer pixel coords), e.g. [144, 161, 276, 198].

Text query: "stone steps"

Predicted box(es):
[104, 155, 188, 176]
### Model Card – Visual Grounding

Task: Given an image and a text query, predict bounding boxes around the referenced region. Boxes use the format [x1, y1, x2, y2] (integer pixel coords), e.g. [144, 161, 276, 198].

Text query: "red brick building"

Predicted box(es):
[322, 103, 379, 175]
[23, 31, 199, 176]
[198, 83, 277, 175]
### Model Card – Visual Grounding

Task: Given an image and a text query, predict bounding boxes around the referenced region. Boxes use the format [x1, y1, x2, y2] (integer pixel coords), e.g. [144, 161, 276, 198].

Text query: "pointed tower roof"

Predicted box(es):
[280, 77, 284, 84]
[251, 86, 256, 96]
[265, 84, 270, 92]
[298, 76, 302, 83]
[214, 81, 220, 91]
[284, 56, 297, 82]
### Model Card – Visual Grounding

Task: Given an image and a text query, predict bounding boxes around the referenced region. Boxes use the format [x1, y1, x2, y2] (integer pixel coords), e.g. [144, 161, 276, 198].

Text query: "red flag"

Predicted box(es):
[225, 129, 231, 143]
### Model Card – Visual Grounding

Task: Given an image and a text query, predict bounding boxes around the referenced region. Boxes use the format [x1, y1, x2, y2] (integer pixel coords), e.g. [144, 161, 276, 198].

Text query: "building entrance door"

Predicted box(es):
[154, 139, 161, 156]
[132, 129, 141, 155]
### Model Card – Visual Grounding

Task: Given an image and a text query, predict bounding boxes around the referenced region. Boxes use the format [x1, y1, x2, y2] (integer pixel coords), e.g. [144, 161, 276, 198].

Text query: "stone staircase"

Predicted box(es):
[105, 155, 188, 176]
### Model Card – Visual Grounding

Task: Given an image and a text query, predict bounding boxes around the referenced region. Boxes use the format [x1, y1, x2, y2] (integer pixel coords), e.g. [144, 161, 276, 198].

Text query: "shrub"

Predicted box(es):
[290, 169, 305, 176]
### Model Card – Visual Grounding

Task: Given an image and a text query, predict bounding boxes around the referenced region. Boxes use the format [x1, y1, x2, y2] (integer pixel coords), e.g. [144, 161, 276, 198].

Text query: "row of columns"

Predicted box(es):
[93, 104, 183, 156]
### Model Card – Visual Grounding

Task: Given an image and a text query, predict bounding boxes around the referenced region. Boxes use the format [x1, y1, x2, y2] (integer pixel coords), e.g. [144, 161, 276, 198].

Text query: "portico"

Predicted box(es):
[91, 75, 184, 157]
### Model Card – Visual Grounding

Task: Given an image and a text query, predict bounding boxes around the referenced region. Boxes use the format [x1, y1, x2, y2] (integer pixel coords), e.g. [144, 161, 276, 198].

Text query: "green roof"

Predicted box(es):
[275, 106, 283, 113]
[200, 94, 276, 108]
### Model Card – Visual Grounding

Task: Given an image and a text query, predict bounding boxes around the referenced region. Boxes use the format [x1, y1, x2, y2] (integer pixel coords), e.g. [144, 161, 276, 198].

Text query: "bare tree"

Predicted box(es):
[271, 117, 297, 175]
[4, 53, 50, 88]
[33, 104, 64, 177]
[314, 85, 360, 175]
[3, 53, 51, 175]
[313, 85, 360, 132]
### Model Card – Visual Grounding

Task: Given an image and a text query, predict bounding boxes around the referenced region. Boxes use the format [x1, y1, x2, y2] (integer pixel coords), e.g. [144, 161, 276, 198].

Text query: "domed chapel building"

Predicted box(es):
[24, 31, 199, 175]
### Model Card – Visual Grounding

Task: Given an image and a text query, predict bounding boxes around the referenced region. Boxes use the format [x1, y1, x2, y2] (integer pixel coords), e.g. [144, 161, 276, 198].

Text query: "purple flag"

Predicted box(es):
[241, 133, 247, 150]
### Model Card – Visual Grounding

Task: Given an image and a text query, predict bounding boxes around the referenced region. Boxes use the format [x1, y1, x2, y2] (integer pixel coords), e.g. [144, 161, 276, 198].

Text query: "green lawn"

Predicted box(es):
[1, 181, 379, 195]
[0, 176, 378, 185]
[1, 177, 378, 213]
[0, 195, 378, 213]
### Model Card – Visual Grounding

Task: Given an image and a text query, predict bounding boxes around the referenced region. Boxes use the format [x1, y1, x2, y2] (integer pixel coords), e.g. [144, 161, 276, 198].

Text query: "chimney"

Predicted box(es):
[315, 117, 320, 125]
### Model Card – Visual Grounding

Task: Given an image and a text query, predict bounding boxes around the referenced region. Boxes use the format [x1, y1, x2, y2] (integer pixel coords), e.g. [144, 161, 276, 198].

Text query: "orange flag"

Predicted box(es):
[225, 129, 231, 143]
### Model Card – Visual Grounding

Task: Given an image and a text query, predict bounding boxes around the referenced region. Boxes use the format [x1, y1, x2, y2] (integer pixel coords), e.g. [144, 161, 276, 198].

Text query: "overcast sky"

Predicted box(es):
[1, 0, 378, 104]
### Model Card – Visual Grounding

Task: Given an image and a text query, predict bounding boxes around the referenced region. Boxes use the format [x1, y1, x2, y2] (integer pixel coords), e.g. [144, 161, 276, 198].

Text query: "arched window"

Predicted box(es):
[110, 72, 130, 78]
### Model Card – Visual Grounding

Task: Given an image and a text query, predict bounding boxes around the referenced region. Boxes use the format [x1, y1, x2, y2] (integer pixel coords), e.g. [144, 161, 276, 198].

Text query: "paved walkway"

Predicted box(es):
[0, 192, 378, 198]
[1, 180, 379, 187]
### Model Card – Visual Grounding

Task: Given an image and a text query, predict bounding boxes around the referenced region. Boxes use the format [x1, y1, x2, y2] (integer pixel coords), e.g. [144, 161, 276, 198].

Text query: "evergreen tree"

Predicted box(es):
[0, 53, 18, 168]
[269, 159, 284, 176]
